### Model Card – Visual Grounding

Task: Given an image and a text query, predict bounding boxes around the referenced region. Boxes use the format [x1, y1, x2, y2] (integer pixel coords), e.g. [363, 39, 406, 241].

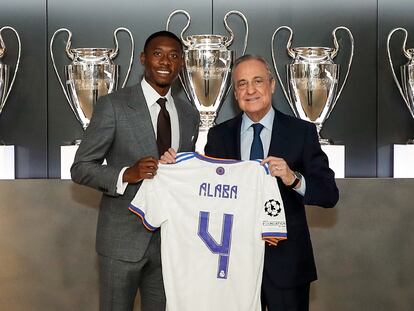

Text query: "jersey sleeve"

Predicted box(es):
[261, 172, 287, 245]
[128, 178, 166, 231]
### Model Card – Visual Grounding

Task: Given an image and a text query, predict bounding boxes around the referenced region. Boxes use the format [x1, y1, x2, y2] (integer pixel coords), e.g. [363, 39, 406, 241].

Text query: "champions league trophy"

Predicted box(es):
[50, 27, 133, 179]
[166, 10, 249, 152]
[387, 27, 414, 144]
[50, 27, 134, 131]
[0, 26, 21, 179]
[272, 26, 354, 145]
[387, 28, 414, 177]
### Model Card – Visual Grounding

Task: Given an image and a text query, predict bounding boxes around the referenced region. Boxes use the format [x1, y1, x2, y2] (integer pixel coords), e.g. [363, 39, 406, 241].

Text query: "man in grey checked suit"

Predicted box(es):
[71, 31, 199, 311]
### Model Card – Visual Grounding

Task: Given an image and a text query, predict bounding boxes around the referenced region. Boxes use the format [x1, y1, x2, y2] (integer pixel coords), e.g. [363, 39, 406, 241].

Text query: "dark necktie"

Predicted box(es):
[250, 123, 264, 160]
[156, 97, 171, 156]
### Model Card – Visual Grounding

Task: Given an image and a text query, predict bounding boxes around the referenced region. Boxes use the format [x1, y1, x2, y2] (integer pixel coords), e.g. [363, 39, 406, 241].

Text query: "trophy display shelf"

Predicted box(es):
[393, 144, 414, 178]
[0, 144, 15, 179]
[60, 144, 79, 179]
[60, 144, 107, 179]
[321, 144, 345, 178]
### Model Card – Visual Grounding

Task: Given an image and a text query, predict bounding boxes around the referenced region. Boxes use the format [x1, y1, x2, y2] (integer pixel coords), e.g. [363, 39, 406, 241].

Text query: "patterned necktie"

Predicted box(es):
[250, 123, 264, 160]
[156, 97, 171, 156]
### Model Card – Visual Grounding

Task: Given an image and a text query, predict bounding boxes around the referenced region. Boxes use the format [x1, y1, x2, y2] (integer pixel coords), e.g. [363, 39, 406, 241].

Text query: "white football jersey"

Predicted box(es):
[129, 152, 287, 311]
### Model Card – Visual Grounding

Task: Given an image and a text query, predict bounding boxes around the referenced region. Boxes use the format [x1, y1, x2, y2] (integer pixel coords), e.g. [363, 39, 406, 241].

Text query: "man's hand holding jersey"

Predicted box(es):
[159, 148, 178, 164]
[123, 156, 158, 183]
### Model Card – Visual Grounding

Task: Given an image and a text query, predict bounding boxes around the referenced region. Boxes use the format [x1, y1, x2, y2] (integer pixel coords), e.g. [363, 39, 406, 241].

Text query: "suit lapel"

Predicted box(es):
[227, 114, 243, 160]
[268, 109, 290, 157]
[127, 84, 159, 156]
[234, 115, 242, 159]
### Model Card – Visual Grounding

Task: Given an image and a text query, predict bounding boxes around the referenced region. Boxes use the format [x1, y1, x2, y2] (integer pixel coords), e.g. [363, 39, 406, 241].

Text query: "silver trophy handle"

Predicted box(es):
[111, 27, 135, 88]
[50, 28, 78, 118]
[165, 9, 192, 101]
[387, 27, 414, 117]
[222, 10, 249, 101]
[271, 26, 295, 110]
[0, 26, 21, 113]
[328, 26, 354, 118]
[166, 9, 191, 47]
[223, 10, 249, 55]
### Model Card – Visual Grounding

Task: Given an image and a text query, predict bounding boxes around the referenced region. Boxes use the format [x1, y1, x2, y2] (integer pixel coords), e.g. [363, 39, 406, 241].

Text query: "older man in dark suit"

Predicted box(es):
[204, 54, 339, 311]
[71, 31, 199, 311]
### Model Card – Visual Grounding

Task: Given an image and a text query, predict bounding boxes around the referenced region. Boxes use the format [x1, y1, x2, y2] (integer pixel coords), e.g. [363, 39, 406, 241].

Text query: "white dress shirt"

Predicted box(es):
[141, 78, 180, 150]
[240, 108, 275, 161]
[116, 78, 180, 194]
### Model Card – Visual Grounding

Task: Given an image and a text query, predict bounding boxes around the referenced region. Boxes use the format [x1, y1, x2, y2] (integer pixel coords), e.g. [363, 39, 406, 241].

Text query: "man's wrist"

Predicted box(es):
[288, 171, 302, 189]
[123, 167, 139, 183]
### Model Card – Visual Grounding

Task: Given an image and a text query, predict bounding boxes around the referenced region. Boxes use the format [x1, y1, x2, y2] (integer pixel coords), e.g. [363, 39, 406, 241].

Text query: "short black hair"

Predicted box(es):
[143, 31, 183, 53]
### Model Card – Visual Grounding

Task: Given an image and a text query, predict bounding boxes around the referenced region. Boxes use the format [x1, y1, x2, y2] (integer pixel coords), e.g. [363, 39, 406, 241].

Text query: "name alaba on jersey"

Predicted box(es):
[129, 152, 287, 311]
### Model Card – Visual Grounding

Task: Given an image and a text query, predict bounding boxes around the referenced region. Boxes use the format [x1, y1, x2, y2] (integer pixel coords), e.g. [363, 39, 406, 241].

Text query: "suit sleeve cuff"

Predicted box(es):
[294, 175, 306, 196]
[116, 167, 129, 195]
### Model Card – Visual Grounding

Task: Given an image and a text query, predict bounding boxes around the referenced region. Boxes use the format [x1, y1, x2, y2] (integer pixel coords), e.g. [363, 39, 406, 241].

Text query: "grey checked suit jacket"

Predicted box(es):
[71, 83, 200, 262]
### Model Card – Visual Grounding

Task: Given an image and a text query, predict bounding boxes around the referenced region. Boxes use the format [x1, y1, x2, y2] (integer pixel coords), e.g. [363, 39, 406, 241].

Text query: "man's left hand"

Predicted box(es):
[261, 156, 298, 188]
[159, 148, 177, 164]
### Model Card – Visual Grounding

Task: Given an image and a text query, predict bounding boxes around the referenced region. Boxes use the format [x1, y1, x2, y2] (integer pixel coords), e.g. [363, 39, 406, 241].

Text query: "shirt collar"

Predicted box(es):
[241, 106, 275, 134]
[141, 78, 173, 108]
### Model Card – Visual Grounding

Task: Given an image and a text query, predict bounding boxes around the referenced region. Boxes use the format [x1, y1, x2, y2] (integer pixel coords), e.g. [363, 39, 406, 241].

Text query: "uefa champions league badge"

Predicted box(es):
[264, 199, 282, 217]
[216, 167, 225, 175]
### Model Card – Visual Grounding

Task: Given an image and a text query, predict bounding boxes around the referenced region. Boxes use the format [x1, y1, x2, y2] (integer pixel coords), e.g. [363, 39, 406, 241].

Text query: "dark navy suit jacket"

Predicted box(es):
[205, 107, 339, 288]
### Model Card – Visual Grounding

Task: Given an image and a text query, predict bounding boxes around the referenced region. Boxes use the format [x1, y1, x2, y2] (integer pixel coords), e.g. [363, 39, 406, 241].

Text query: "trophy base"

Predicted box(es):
[319, 138, 334, 145]
[195, 111, 216, 154]
[316, 128, 333, 145]
[195, 129, 209, 154]
[199, 111, 216, 132]
[393, 144, 414, 178]
[320, 145, 345, 178]
[0, 145, 15, 179]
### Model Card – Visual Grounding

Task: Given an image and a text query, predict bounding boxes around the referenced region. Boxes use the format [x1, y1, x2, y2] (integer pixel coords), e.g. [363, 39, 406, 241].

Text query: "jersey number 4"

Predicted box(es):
[198, 211, 234, 279]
